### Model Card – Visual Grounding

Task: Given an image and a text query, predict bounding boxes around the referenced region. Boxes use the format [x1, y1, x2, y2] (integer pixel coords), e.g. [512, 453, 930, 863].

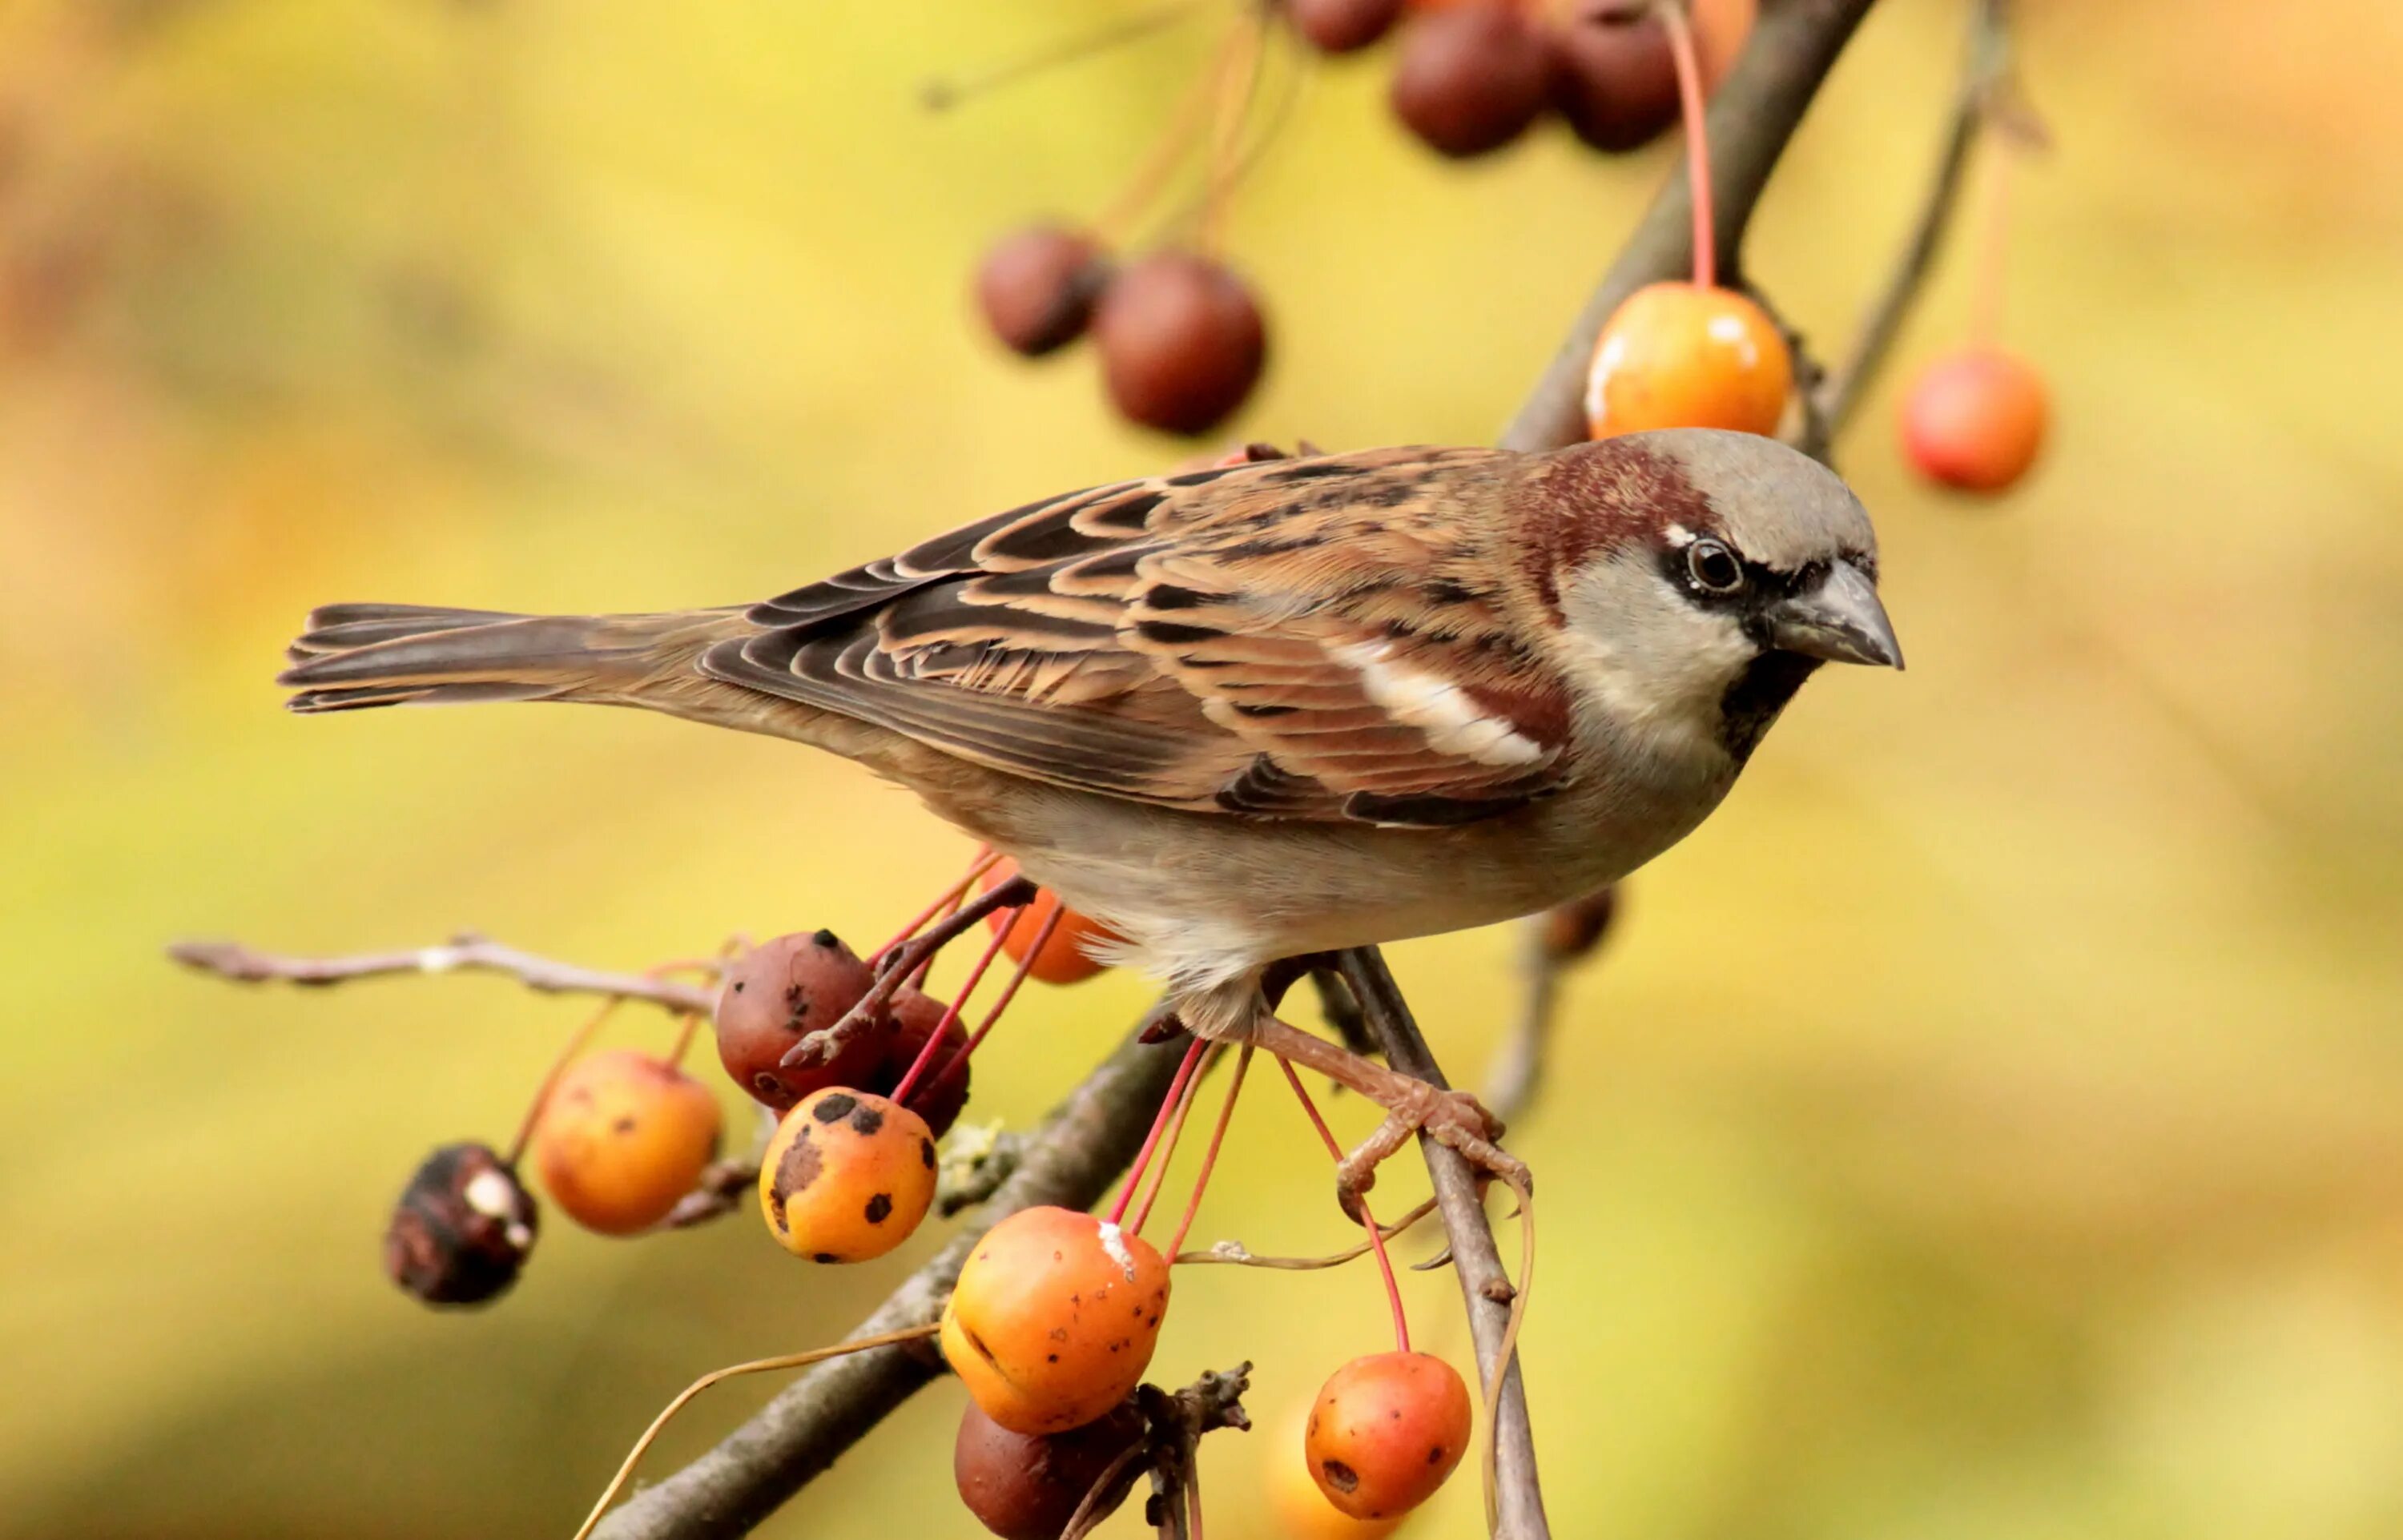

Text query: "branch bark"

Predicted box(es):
[168, 935, 716, 1015]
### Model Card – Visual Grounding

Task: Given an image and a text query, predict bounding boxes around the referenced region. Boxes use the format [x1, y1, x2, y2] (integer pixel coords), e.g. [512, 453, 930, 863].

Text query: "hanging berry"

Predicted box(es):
[976, 225, 1109, 358]
[1389, 2, 1555, 158]
[713, 929, 880, 1112]
[1581, 0, 1792, 440]
[1286, 0, 1407, 54]
[942, 1205, 1172, 1434]
[383, 1141, 539, 1307]
[1093, 251, 1268, 436]
[1303, 1353, 1475, 1522]
[536, 1049, 723, 1236]
[759, 1088, 939, 1263]
[1900, 346, 2047, 493]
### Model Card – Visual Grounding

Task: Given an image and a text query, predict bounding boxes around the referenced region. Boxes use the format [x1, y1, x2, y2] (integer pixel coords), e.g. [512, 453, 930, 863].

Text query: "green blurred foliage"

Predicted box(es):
[2, 0, 2400, 1536]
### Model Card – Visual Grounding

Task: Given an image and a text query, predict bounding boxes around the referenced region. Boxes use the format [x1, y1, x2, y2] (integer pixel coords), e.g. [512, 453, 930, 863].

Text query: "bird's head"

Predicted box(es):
[1518, 427, 1900, 763]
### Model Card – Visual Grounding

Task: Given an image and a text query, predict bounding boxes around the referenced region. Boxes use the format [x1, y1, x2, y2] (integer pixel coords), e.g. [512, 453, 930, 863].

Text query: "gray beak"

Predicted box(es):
[1763, 560, 1903, 669]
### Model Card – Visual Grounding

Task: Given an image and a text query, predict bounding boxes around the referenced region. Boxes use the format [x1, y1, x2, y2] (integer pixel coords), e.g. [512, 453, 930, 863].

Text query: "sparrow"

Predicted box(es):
[280, 427, 1898, 1191]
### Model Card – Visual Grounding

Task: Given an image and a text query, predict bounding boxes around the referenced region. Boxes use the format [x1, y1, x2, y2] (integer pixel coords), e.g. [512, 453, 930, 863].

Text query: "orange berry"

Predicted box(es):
[983, 859, 1119, 986]
[1584, 280, 1792, 440]
[1898, 346, 2047, 493]
[1304, 1352, 1473, 1522]
[952, 1397, 1148, 1540]
[1692, 0, 1756, 89]
[941, 1205, 1171, 1434]
[759, 1088, 937, 1263]
[1266, 1403, 1404, 1539]
[536, 1050, 722, 1236]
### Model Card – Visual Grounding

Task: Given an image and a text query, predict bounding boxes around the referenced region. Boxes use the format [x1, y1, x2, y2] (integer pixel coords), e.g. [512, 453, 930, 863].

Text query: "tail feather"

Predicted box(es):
[278, 604, 735, 714]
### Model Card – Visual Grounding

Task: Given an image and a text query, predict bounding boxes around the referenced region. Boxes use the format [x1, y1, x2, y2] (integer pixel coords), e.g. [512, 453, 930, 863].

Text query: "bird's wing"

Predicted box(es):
[699, 446, 1580, 826]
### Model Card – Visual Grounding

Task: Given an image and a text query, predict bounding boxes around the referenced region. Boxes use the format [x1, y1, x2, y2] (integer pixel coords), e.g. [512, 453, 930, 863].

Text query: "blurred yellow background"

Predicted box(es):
[4, 0, 2401, 1536]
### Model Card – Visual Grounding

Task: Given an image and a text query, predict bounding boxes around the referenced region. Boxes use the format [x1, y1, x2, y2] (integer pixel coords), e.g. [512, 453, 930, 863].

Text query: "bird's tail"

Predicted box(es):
[278, 602, 749, 718]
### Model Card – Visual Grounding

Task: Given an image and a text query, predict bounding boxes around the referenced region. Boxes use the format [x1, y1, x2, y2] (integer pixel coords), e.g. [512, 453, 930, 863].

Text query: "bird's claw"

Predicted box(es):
[1333, 1083, 1523, 1224]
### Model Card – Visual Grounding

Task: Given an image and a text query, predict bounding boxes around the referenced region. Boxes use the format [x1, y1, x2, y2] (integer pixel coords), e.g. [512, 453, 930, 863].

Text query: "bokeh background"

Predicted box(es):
[5, 0, 2401, 1536]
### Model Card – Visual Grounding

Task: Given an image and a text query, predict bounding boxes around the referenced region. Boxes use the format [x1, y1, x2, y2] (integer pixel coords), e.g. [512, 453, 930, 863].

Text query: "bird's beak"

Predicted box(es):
[1763, 560, 1903, 669]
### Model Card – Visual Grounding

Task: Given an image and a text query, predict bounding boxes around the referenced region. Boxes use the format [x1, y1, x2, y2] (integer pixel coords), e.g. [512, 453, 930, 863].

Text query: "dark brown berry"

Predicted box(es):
[714, 931, 880, 1112]
[1286, 0, 1404, 54]
[383, 1142, 537, 1307]
[1548, 4, 1679, 153]
[952, 1398, 1148, 1540]
[1093, 251, 1266, 436]
[976, 225, 1108, 358]
[1390, 2, 1554, 159]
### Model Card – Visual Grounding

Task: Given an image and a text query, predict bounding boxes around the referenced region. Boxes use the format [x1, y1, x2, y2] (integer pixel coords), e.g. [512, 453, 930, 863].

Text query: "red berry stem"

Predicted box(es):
[1278, 1057, 1411, 1356]
[1201, 6, 1266, 254]
[1166, 1043, 1254, 1258]
[920, 0, 1209, 114]
[1106, 1036, 1210, 1229]
[920, 903, 1065, 1100]
[1097, 18, 1247, 243]
[1129, 1043, 1218, 1233]
[1657, 0, 1717, 290]
[871, 846, 1001, 968]
[1972, 143, 2011, 348]
[888, 920, 1014, 1110]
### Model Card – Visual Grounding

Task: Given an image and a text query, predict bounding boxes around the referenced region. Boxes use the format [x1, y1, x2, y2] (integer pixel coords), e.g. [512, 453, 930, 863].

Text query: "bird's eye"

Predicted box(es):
[1686, 540, 1745, 594]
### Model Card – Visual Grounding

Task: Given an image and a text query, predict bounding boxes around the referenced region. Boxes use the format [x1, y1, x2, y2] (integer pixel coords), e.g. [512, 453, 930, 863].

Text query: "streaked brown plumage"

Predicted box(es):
[281, 428, 1901, 1190]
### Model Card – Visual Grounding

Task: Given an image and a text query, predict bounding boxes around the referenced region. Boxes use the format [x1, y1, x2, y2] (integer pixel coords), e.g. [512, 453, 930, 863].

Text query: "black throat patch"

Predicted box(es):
[1717, 649, 1822, 762]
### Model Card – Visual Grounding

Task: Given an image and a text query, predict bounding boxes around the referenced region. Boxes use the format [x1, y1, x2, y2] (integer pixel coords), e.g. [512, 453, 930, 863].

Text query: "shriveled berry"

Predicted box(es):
[1584, 281, 1792, 439]
[1899, 346, 2047, 493]
[1548, 4, 1678, 153]
[953, 1397, 1147, 1540]
[885, 985, 974, 1136]
[759, 1088, 937, 1262]
[384, 1141, 537, 1307]
[942, 1205, 1171, 1434]
[1305, 1352, 1472, 1521]
[983, 858, 1120, 985]
[978, 225, 1108, 358]
[1389, 3, 1553, 159]
[1287, 0, 1404, 53]
[714, 929, 879, 1112]
[1092, 251, 1266, 436]
[537, 1050, 722, 1236]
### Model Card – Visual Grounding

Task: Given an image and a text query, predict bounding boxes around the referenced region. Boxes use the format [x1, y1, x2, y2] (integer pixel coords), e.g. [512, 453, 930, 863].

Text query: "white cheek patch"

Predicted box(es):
[1330, 641, 1547, 766]
[1560, 557, 1756, 753]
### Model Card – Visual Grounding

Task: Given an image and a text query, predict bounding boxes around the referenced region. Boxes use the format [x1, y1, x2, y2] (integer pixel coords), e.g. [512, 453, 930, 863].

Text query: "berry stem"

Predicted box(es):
[502, 995, 623, 1168]
[1971, 141, 2011, 348]
[919, 903, 1065, 1100]
[1166, 1043, 1253, 1258]
[1277, 1058, 1411, 1356]
[1658, 0, 1717, 290]
[919, 0, 1208, 113]
[1097, 20, 1245, 243]
[888, 919, 1014, 1109]
[1130, 1043, 1218, 1233]
[662, 1007, 703, 1069]
[1200, 5, 1265, 255]
[1106, 1036, 1210, 1229]
[570, 1322, 943, 1540]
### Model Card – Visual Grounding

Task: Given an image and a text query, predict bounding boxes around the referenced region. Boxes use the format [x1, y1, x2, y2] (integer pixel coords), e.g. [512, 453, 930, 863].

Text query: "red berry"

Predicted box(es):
[952, 1398, 1148, 1540]
[1287, 0, 1404, 53]
[1304, 1352, 1473, 1521]
[1547, 5, 1677, 153]
[1898, 347, 2047, 493]
[977, 225, 1107, 358]
[1389, 3, 1553, 159]
[1093, 251, 1266, 436]
[713, 929, 880, 1112]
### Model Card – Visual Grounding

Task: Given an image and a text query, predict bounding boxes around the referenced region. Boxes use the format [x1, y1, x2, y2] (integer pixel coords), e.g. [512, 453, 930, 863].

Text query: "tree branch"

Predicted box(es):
[1499, 0, 1882, 456]
[167, 934, 717, 1015]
